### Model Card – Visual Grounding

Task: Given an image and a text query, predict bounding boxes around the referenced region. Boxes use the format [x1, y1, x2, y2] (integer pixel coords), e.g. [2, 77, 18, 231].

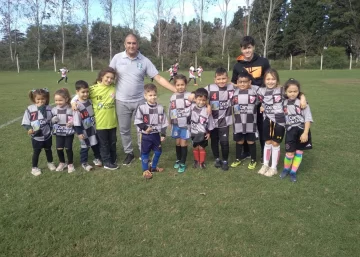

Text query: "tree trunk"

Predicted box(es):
[85, 0, 89, 59]
[157, 0, 161, 57]
[109, 5, 113, 63]
[199, 0, 203, 47]
[6, 0, 13, 62]
[179, 0, 185, 60]
[263, 0, 273, 58]
[36, 0, 40, 70]
[61, 0, 65, 64]
[132, 0, 136, 33]
[221, 0, 230, 59]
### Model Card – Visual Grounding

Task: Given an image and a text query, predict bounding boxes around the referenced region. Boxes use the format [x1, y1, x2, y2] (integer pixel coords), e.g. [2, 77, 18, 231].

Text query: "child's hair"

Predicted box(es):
[237, 71, 253, 81]
[54, 88, 71, 105]
[173, 74, 187, 85]
[94, 67, 117, 84]
[75, 80, 89, 91]
[240, 36, 255, 47]
[263, 68, 280, 87]
[194, 88, 208, 99]
[28, 88, 50, 105]
[215, 67, 228, 77]
[284, 78, 303, 99]
[144, 83, 157, 93]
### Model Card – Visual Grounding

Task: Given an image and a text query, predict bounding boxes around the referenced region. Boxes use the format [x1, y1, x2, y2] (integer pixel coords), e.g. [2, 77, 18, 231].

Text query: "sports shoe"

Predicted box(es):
[104, 162, 119, 170]
[81, 163, 93, 171]
[143, 170, 153, 179]
[178, 164, 186, 173]
[193, 160, 199, 168]
[47, 162, 56, 171]
[214, 158, 222, 168]
[67, 164, 75, 173]
[290, 173, 297, 182]
[221, 161, 229, 171]
[93, 159, 102, 167]
[150, 167, 164, 172]
[280, 169, 289, 179]
[31, 167, 42, 176]
[174, 160, 180, 169]
[239, 152, 251, 161]
[231, 159, 241, 168]
[200, 163, 206, 169]
[258, 164, 269, 175]
[248, 160, 257, 170]
[123, 152, 135, 165]
[264, 167, 278, 177]
[56, 162, 67, 171]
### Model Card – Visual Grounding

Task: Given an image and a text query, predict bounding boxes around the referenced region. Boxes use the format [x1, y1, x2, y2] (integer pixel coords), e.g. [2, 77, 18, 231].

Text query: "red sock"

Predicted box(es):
[199, 148, 206, 164]
[193, 148, 200, 162]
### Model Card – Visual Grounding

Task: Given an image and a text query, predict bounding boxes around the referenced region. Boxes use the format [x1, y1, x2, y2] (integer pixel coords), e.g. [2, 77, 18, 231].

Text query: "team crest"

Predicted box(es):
[143, 114, 149, 124]
[284, 107, 288, 114]
[228, 90, 234, 99]
[158, 114, 164, 123]
[185, 99, 191, 107]
[274, 95, 281, 103]
[249, 95, 256, 104]
[137, 62, 143, 70]
[296, 107, 301, 114]
[199, 116, 206, 124]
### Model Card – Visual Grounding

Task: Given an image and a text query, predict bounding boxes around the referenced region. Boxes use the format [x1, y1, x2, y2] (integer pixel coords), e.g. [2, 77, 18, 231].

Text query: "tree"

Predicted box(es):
[193, 0, 215, 47]
[101, 0, 114, 62]
[79, 0, 90, 59]
[178, 0, 185, 60]
[218, 0, 231, 58]
[0, 0, 15, 61]
[54, 0, 72, 63]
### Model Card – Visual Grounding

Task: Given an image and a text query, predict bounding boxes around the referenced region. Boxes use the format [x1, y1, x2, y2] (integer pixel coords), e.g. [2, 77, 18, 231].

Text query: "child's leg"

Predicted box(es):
[109, 128, 117, 163]
[194, 78, 197, 85]
[210, 128, 220, 159]
[199, 146, 206, 164]
[270, 141, 281, 169]
[193, 146, 200, 164]
[219, 127, 229, 162]
[175, 138, 181, 163]
[141, 151, 150, 171]
[263, 141, 272, 166]
[91, 144, 101, 160]
[58, 77, 64, 83]
[65, 76, 68, 83]
[290, 150, 303, 174]
[235, 142, 243, 160]
[180, 139, 188, 165]
[248, 141, 256, 161]
[151, 150, 162, 170]
[57, 148, 65, 163]
[283, 152, 294, 172]
[97, 129, 111, 165]
[32, 148, 42, 167]
[80, 147, 89, 164]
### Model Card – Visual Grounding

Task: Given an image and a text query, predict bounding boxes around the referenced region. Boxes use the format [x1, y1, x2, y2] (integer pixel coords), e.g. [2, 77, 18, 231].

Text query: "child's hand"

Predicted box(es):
[52, 116, 59, 124]
[161, 136, 166, 142]
[260, 106, 265, 113]
[300, 133, 308, 143]
[300, 95, 307, 109]
[188, 93, 195, 102]
[145, 126, 152, 134]
[27, 129, 34, 135]
[71, 102, 78, 111]
[205, 133, 210, 140]
[78, 134, 85, 140]
[66, 122, 73, 127]
[206, 104, 212, 115]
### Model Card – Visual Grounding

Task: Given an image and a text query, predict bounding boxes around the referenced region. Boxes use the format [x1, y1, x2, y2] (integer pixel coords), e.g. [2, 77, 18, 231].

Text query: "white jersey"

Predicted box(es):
[196, 67, 203, 76]
[189, 66, 196, 78]
[59, 68, 69, 77]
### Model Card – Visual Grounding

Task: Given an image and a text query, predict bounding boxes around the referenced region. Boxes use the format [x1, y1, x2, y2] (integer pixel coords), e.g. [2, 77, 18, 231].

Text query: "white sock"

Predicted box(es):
[271, 145, 281, 169]
[263, 143, 272, 166]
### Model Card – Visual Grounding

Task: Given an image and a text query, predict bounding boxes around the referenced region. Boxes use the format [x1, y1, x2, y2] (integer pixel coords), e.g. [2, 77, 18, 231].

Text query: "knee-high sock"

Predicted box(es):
[290, 150, 303, 174]
[199, 148, 206, 164]
[271, 145, 281, 169]
[236, 143, 243, 160]
[220, 141, 229, 161]
[141, 153, 150, 171]
[263, 143, 272, 166]
[193, 148, 200, 162]
[249, 143, 256, 161]
[151, 150, 162, 169]
[176, 145, 181, 161]
[66, 148, 73, 164]
[57, 149, 65, 163]
[180, 146, 188, 164]
[283, 153, 294, 171]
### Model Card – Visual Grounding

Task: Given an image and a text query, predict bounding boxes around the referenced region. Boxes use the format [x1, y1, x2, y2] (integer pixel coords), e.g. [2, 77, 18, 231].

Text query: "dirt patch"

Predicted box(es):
[322, 79, 360, 85]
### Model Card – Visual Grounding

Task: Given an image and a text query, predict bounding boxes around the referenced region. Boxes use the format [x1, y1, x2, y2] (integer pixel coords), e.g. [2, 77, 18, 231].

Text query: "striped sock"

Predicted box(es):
[284, 153, 294, 171]
[263, 143, 272, 166]
[290, 150, 303, 174]
[271, 145, 281, 169]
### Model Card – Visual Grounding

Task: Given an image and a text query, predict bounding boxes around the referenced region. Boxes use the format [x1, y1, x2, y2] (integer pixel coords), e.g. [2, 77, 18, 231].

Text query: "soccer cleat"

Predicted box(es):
[31, 167, 42, 176]
[67, 164, 75, 173]
[214, 158, 222, 168]
[221, 161, 229, 171]
[56, 162, 67, 172]
[47, 162, 56, 171]
[123, 152, 135, 165]
[239, 152, 251, 161]
[200, 162, 206, 169]
[178, 164, 186, 173]
[280, 169, 290, 179]
[264, 167, 278, 177]
[143, 170, 153, 179]
[93, 159, 102, 167]
[290, 173, 297, 182]
[258, 164, 269, 175]
[150, 167, 164, 173]
[104, 162, 119, 170]
[231, 159, 241, 168]
[81, 163, 93, 171]
[248, 160, 257, 170]
[193, 160, 199, 168]
[174, 161, 180, 169]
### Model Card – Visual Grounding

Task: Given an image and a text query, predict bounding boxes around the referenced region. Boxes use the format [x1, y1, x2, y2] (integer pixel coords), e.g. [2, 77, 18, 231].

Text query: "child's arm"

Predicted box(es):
[300, 121, 311, 143]
[299, 94, 307, 109]
[71, 95, 79, 110]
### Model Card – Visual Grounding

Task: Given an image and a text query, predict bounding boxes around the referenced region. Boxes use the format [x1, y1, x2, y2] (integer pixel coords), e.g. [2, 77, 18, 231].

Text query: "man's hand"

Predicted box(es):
[78, 134, 85, 140]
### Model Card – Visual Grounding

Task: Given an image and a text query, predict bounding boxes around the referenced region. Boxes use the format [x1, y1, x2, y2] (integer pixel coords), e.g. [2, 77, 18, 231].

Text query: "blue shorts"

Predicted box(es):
[171, 124, 190, 140]
[141, 133, 162, 154]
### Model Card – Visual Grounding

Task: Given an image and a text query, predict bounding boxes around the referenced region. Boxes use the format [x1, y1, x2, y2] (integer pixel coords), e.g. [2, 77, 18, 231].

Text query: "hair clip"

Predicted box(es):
[42, 88, 49, 92]
[31, 89, 36, 92]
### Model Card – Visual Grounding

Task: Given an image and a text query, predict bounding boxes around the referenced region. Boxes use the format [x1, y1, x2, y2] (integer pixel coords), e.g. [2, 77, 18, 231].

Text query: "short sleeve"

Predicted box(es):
[145, 58, 158, 79]
[302, 105, 313, 123]
[21, 109, 31, 126]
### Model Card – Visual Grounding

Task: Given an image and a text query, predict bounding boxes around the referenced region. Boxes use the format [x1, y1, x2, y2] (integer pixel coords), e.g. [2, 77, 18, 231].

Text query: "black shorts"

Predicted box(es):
[233, 133, 257, 142]
[191, 133, 208, 148]
[32, 136, 52, 149]
[263, 117, 285, 143]
[210, 126, 230, 143]
[285, 127, 312, 152]
[56, 135, 74, 149]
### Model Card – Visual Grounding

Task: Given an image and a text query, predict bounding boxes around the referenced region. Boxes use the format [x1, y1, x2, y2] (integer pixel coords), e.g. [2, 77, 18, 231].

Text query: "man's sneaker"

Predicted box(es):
[56, 162, 67, 171]
[123, 153, 135, 165]
[248, 160, 257, 170]
[280, 169, 290, 179]
[81, 163, 93, 171]
[221, 161, 229, 171]
[193, 161, 199, 168]
[174, 160, 180, 169]
[214, 158, 222, 168]
[200, 163, 206, 169]
[47, 162, 56, 171]
[239, 152, 251, 161]
[67, 164, 75, 173]
[231, 159, 241, 168]
[264, 167, 278, 177]
[104, 162, 119, 170]
[258, 164, 269, 175]
[290, 172, 297, 182]
[93, 159, 102, 167]
[31, 167, 42, 176]
[178, 164, 186, 173]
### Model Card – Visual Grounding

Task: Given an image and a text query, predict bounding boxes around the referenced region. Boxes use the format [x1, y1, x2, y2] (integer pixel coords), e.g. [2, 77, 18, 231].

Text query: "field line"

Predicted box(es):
[0, 116, 23, 130]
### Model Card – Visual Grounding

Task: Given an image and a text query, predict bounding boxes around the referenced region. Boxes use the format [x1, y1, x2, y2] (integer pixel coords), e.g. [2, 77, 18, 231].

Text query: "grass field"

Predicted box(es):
[0, 69, 359, 257]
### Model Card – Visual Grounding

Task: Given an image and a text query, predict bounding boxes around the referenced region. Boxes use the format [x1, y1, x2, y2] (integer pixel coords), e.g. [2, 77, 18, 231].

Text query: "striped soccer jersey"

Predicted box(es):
[283, 98, 313, 130]
[190, 103, 214, 140]
[169, 91, 192, 128]
[22, 104, 53, 141]
[257, 87, 286, 126]
[51, 106, 75, 136]
[134, 102, 168, 134]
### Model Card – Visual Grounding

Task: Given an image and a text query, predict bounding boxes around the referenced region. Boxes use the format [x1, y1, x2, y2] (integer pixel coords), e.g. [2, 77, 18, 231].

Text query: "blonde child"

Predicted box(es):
[22, 88, 55, 176]
[52, 88, 75, 173]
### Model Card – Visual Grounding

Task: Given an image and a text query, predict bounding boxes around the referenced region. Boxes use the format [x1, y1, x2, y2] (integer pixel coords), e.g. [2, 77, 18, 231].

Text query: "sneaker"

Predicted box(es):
[280, 169, 289, 179]
[200, 163, 206, 169]
[193, 161, 199, 168]
[248, 160, 257, 170]
[104, 162, 119, 170]
[67, 164, 75, 173]
[56, 162, 67, 172]
[174, 160, 180, 169]
[258, 164, 269, 175]
[123, 152, 135, 165]
[264, 167, 278, 177]
[150, 167, 164, 172]
[47, 162, 56, 171]
[239, 152, 251, 161]
[290, 173, 297, 182]
[231, 159, 241, 168]
[93, 159, 102, 167]
[143, 170, 153, 179]
[214, 158, 222, 168]
[178, 164, 186, 173]
[82, 163, 93, 171]
[221, 161, 229, 171]
[31, 167, 42, 176]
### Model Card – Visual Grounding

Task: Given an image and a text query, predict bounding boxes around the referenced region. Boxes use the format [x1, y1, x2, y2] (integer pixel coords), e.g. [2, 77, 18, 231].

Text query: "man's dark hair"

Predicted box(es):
[215, 67, 228, 77]
[240, 36, 255, 47]
[194, 88, 208, 99]
[75, 80, 89, 90]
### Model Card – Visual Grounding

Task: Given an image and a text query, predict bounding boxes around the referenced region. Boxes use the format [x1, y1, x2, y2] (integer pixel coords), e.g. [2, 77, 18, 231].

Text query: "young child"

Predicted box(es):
[231, 71, 259, 170]
[72, 80, 102, 171]
[196, 66, 203, 82]
[190, 88, 214, 168]
[22, 88, 55, 176]
[168, 66, 174, 82]
[188, 64, 198, 86]
[134, 83, 168, 179]
[57, 67, 69, 84]
[52, 88, 75, 173]
[280, 78, 313, 182]
[204, 67, 235, 171]
[169, 74, 192, 173]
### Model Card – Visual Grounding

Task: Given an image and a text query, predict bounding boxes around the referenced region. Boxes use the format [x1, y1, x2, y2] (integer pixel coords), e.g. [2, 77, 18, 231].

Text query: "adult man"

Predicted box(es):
[231, 36, 270, 162]
[110, 33, 176, 165]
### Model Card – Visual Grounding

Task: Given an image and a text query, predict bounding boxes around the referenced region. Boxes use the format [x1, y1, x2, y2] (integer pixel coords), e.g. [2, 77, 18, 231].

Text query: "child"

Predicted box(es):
[231, 72, 258, 170]
[205, 67, 235, 171]
[168, 66, 174, 82]
[169, 74, 192, 173]
[134, 83, 168, 179]
[57, 67, 69, 84]
[280, 78, 313, 182]
[22, 88, 55, 176]
[52, 88, 75, 173]
[72, 80, 102, 171]
[196, 66, 203, 82]
[190, 88, 214, 168]
[188, 64, 198, 86]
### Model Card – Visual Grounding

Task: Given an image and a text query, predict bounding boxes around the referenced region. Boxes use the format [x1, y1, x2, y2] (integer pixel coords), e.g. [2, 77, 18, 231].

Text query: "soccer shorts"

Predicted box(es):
[56, 135, 74, 149]
[32, 136, 52, 149]
[191, 133, 208, 148]
[233, 132, 257, 142]
[285, 127, 312, 152]
[171, 124, 190, 140]
[263, 117, 285, 143]
[141, 133, 162, 154]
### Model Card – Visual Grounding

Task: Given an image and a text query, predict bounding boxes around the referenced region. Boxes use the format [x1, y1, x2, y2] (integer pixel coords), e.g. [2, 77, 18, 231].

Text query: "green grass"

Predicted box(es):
[0, 70, 359, 257]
